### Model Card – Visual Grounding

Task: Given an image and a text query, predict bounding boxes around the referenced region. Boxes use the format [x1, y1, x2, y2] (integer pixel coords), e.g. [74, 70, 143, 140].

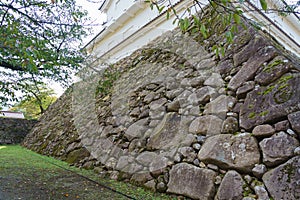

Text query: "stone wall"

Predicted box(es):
[23, 12, 300, 200]
[0, 118, 37, 144]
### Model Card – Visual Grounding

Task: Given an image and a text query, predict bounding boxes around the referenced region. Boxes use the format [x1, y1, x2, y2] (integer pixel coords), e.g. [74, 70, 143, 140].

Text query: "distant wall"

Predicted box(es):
[0, 118, 37, 144]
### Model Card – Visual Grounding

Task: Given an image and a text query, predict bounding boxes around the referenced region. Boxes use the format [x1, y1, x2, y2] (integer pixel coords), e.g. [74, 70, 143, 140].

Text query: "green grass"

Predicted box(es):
[0, 145, 176, 200]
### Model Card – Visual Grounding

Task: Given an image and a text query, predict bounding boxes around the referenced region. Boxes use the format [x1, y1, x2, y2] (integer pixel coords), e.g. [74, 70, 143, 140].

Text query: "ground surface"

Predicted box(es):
[0, 145, 175, 200]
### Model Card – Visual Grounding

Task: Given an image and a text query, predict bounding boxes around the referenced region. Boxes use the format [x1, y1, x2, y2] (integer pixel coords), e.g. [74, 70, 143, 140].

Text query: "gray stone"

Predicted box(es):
[233, 36, 267, 67]
[124, 118, 148, 141]
[130, 172, 153, 185]
[259, 131, 299, 167]
[204, 95, 236, 118]
[192, 143, 201, 151]
[178, 147, 197, 163]
[136, 151, 157, 166]
[204, 73, 224, 88]
[195, 86, 217, 104]
[217, 59, 234, 76]
[254, 185, 270, 200]
[215, 170, 245, 200]
[288, 111, 300, 135]
[189, 115, 223, 137]
[221, 117, 239, 134]
[255, 56, 290, 86]
[167, 163, 216, 200]
[252, 124, 275, 137]
[274, 120, 290, 131]
[239, 74, 300, 130]
[229, 46, 277, 90]
[149, 98, 167, 120]
[175, 90, 192, 108]
[236, 81, 255, 99]
[156, 182, 167, 192]
[166, 100, 180, 112]
[144, 180, 156, 191]
[165, 88, 183, 100]
[294, 147, 300, 155]
[263, 156, 300, 200]
[149, 156, 169, 177]
[147, 113, 193, 150]
[198, 134, 260, 172]
[252, 164, 267, 179]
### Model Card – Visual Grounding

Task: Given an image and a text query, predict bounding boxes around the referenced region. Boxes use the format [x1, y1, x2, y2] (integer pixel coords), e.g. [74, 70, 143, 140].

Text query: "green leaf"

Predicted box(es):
[200, 24, 208, 38]
[260, 0, 268, 11]
[233, 13, 241, 24]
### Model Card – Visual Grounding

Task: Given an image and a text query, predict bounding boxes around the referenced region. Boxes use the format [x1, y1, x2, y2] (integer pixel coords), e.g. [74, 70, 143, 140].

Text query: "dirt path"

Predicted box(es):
[0, 145, 173, 200]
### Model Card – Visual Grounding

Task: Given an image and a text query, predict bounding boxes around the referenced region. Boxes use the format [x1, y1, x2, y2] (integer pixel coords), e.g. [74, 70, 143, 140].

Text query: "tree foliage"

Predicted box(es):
[10, 82, 57, 119]
[0, 0, 89, 105]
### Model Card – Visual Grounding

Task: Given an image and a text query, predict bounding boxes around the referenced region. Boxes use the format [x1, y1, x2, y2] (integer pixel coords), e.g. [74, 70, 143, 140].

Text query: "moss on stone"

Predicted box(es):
[248, 112, 256, 119]
[263, 59, 284, 73]
[259, 110, 269, 117]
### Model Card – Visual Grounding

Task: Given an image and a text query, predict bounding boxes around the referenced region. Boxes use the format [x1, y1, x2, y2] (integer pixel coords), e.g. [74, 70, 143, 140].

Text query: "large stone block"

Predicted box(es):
[240, 74, 300, 130]
[198, 134, 260, 173]
[167, 163, 216, 200]
[147, 113, 193, 150]
[259, 131, 299, 167]
[215, 170, 245, 200]
[263, 156, 300, 200]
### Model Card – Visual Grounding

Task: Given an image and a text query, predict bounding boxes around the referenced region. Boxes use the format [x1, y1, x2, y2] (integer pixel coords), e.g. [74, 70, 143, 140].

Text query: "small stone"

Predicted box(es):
[236, 81, 255, 99]
[156, 182, 167, 192]
[178, 147, 197, 163]
[207, 164, 219, 171]
[221, 117, 239, 134]
[244, 175, 252, 184]
[252, 124, 275, 137]
[294, 147, 300, 155]
[288, 111, 300, 135]
[196, 135, 206, 144]
[199, 162, 206, 168]
[287, 128, 297, 137]
[242, 197, 256, 200]
[144, 180, 156, 191]
[193, 159, 200, 166]
[215, 175, 222, 185]
[252, 164, 267, 178]
[274, 120, 290, 131]
[192, 143, 201, 151]
[254, 185, 270, 200]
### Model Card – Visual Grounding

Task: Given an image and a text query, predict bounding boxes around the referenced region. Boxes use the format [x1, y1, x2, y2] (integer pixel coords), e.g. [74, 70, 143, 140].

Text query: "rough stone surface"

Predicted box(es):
[252, 164, 267, 179]
[229, 46, 277, 90]
[204, 95, 236, 118]
[252, 124, 275, 137]
[0, 118, 37, 144]
[263, 156, 300, 200]
[236, 81, 255, 99]
[288, 111, 300, 135]
[147, 113, 193, 150]
[167, 163, 216, 200]
[189, 115, 223, 136]
[124, 118, 148, 141]
[259, 131, 299, 167]
[240, 74, 300, 130]
[198, 134, 260, 172]
[215, 170, 245, 200]
[221, 117, 239, 134]
[255, 56, 290, 86]
[254, 185, 270, 200]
